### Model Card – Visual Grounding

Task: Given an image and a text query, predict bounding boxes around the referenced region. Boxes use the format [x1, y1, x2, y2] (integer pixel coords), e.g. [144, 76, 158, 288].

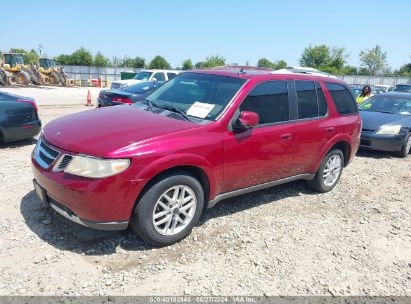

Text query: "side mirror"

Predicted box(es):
[151, 77, 158, 83]
[232, 111, 259, 132]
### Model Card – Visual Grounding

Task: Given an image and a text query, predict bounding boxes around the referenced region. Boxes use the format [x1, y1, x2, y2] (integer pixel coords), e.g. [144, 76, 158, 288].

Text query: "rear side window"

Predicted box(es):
[326, 82, 358, 115]
[296, 81, 318, 119]
[240, 81, 289, 125]
[295, 81, 328, 119]
[316, 82, 328, 116]
[167, 73, 177, 80]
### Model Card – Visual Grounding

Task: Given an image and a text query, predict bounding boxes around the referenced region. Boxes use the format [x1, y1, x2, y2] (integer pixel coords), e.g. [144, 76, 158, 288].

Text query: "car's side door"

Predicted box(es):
[289, 80, 336, 175]
[222, 80, 295, 192]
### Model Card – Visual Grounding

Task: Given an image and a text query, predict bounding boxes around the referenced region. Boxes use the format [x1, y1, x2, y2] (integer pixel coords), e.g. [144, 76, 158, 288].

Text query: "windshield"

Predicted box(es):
[133, 71, 153, 81]
[145, 72, 246, 121]
[359, 95, 411, 115]
[393, 85, 411, 92]
[124, 82, 159, 94]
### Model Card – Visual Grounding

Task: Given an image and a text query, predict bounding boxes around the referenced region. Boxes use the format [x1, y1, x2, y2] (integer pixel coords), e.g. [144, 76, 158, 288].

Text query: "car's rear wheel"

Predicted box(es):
[307, 149, 344, 193]
[130, 172, 204, 246]
[397, 133, 411, 158]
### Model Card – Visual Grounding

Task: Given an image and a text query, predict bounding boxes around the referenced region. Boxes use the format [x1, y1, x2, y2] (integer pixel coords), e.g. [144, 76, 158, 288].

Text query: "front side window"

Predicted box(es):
[133, 71, 153, 81]
[152, 72, 166, 82]
[145, 72, 246, 121]
[239, 81, 289, 125]
[326, 82, 358, 115]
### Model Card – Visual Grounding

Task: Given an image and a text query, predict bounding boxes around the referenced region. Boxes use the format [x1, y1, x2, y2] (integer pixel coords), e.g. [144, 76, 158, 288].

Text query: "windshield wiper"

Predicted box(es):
[151, 102, 192, 122]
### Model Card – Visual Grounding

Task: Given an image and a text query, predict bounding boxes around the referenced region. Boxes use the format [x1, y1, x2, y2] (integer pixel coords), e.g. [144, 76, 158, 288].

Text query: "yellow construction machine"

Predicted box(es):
[0, 53, 46, 85]
[38, 58, 73, 86]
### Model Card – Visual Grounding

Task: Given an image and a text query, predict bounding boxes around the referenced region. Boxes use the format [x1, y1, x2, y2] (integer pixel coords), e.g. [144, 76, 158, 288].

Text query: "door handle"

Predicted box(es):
[281, 133, 292, 140]
[326, 127, 335, 133]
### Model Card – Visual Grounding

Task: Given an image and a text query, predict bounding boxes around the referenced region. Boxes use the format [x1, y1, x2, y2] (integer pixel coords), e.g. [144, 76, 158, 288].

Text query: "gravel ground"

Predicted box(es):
[0, 86, 410, 296]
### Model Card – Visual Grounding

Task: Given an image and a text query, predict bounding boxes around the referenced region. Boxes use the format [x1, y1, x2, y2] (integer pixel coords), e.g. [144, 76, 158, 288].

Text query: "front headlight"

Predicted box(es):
[64, 155, 130, 178]
[376, 125, 401, 135]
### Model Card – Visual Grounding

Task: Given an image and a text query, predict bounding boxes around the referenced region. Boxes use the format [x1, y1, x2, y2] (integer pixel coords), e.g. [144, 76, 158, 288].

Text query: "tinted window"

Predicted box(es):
[167, 73, 177, 80]
[153, 72, 166, 82]
[240, 81, 289, 124]
[133, 71, 152, 81]
[296, 81, 317, 119]
[326, 83, 358, 115]
[316, 82, 328, 116]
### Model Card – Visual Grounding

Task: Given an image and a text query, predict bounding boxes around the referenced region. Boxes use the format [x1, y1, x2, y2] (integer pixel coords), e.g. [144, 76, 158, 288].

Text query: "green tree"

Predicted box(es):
[182, 59, 193, 70]
[202, 55, 225, 68]
[9, 48, 27, 54]
[257, 58, 274, 68]
[93, 51, 110, 67]
[359, 44, 388, 75]
[329, 47, 348, 70]
[148, 55, 171, 69]
[69, 47, 93, 66]
[398, 62, 411, 76]
[23, 49, 39, 64]
[275, 59, 287, 70]
[122, 56, 145, 68]
[194, 61, 204, 69]
[299, 45, 331, 68]
[55, 54, 71, 65]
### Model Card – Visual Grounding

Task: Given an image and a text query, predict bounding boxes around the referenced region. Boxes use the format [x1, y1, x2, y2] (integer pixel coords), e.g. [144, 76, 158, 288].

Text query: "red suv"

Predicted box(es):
[32, 68, 361, 246]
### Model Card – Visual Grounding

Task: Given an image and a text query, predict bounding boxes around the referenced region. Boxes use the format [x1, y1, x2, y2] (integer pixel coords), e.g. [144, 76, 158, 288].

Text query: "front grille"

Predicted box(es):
[34, 139, 60, 169]
[57, 155, 73, 170]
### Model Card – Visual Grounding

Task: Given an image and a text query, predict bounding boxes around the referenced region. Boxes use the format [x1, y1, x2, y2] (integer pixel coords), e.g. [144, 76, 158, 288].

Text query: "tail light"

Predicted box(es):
[112, 97, 132, 104]
[17, 98, 38, 112]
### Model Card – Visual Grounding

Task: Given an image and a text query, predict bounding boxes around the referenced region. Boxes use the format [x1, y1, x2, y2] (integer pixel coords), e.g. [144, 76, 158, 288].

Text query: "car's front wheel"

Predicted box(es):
[398, 133, 411, 158]
[307, 149, 344, 193]
[130, 172, 204, 246]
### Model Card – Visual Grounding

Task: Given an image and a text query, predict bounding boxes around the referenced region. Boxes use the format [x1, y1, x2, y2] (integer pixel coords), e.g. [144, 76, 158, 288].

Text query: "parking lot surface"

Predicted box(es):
[0, 86, 410, 296]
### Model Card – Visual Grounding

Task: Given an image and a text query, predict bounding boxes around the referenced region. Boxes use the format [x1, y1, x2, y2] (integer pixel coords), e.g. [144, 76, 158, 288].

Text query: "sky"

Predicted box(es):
[1, 0, 410, 69]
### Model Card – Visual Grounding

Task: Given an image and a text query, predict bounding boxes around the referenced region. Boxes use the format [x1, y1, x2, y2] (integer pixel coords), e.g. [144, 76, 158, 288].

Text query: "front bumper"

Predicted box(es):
[360, 132, 406, 152]
[31, 143, 144, 230]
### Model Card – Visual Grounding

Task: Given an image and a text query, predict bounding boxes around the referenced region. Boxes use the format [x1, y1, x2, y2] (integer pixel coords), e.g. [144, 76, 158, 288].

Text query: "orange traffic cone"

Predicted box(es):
[85, 89, 93, 106]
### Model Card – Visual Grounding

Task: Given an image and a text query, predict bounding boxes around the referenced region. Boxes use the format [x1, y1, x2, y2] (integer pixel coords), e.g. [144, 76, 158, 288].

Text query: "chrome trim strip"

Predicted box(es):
[207, 173, 315, 209]
[34, 139, 60, 169]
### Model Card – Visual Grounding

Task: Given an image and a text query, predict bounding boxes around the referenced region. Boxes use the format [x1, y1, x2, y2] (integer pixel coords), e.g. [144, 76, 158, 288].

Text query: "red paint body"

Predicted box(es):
[32, 70, 361, 224]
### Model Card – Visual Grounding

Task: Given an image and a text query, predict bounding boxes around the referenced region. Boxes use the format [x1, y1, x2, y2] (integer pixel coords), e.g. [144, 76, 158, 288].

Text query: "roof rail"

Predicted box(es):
[211, 65, 274, 71]
[271, 67, 338, 79]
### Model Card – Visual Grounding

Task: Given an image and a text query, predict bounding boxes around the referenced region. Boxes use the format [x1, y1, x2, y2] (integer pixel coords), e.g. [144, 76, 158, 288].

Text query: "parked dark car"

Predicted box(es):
[359, 92, 411, 157]
[97, 81, 163, 107]
[393, 84, 411, 93]
[0, 91, 41, 143]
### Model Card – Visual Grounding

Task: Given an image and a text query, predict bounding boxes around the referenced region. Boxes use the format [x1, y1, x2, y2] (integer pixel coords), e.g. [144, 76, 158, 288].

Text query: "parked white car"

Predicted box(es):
[111, 69, 181, 89]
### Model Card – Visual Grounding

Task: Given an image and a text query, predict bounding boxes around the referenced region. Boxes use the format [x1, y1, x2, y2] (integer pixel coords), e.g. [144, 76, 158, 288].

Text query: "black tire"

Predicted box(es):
[130, 171, 204, 246]
[397, 133, 411, 158]
[307, 149, 344, 193]
[15, 71, 31, 85]
[49, 72, 61, 85]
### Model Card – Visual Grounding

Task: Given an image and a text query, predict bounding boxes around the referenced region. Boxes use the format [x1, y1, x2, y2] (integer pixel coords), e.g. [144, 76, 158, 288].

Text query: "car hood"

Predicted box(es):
[43, 105, 196, 157]
[360, 111, 411, 131]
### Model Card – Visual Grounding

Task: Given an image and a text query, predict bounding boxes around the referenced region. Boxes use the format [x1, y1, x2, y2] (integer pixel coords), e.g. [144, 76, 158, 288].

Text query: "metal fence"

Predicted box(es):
[61, 66, 141, 87]
[60, 65, 411, 87]
[339, 75, 411, 86]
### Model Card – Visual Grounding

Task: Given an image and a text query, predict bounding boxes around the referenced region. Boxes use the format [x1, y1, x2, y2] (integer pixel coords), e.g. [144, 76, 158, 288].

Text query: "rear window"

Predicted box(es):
[325, 82, 358, 115]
